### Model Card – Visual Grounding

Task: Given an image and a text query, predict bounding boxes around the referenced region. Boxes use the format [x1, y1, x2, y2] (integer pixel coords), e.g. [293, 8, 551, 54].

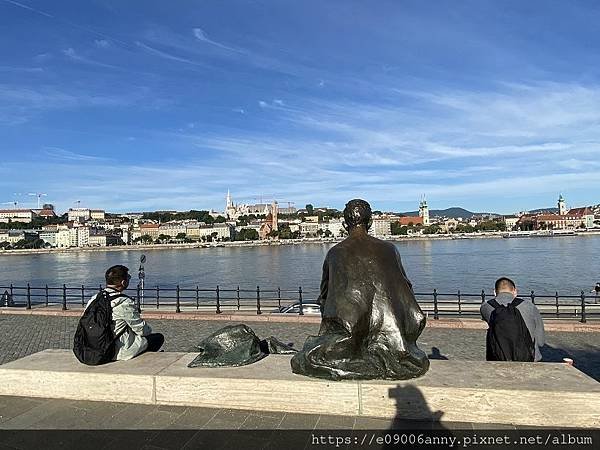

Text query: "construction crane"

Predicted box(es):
[1, 201, 18, 209]
[28, 192, 47, 209]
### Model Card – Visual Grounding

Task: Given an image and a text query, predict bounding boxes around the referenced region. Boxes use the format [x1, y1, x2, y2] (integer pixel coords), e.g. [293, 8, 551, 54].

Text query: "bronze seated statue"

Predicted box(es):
[291, 199, 430, 380]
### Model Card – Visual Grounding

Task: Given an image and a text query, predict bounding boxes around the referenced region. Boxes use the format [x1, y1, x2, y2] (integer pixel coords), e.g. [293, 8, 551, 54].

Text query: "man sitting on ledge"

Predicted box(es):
[291, 199, 429, 380]
[86, 265, 164, 360]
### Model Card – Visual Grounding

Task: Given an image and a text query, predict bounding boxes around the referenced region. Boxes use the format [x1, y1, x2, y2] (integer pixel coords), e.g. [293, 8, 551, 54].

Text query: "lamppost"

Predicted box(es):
[138, 254, 146, 308]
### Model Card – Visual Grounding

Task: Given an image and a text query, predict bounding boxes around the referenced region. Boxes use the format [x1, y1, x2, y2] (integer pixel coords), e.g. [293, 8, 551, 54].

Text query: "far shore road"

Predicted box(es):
[1, 230, 600, 257]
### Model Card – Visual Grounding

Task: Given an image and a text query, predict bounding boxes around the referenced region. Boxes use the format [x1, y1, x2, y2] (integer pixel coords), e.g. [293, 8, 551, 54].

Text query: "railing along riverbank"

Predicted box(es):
[1, 284, 599, 322]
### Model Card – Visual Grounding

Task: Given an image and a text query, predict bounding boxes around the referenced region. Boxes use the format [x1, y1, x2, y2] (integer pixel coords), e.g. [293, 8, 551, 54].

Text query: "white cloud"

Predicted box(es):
[62, 47, 119, 69]
[192, 27, 240, 53]
[43, 147, 106, 162]
[135, 41, 206, 68]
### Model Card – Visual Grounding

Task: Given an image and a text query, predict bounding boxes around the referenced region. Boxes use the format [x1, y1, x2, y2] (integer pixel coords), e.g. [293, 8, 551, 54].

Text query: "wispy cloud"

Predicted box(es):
[33, 53, 52, 63]
[94, 39, 110, 48]
[0, 66, 43, 73]
[135, 41, 207, 68]
[62, 47, 120, 69]
[43, 147, 107, 162]
[0, 84, 139, 124]
[192, 27, 241, 53]
[1, 0, 53, 18]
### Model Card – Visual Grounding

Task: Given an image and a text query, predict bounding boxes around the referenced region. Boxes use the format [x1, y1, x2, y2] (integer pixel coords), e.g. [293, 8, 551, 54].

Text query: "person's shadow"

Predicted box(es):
[428, 346, 449, 360]
[376, 384, 450, 449]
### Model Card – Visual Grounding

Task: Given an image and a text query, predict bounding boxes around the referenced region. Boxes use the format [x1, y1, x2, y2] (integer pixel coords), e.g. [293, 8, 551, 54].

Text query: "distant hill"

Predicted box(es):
[528, 207, 559, 214]
[399, 207, 480, 219]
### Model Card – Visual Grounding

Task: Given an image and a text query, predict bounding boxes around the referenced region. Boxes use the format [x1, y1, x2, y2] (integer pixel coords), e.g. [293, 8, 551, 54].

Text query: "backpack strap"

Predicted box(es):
[488, 299, 501, 309]
[510, 297, 525, 307]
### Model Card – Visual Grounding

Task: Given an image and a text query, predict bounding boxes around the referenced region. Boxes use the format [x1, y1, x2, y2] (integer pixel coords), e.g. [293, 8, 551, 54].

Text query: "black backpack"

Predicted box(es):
[486, 298, 535, 362]
[73, 290, 124, 365]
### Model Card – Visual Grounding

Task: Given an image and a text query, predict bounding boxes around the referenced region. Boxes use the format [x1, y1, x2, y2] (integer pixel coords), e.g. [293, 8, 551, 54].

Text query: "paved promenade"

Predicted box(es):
[1, 315, 599, 381]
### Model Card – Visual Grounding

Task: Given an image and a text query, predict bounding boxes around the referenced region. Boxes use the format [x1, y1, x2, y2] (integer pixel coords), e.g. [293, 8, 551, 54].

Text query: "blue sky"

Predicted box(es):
[1, 0, 600, 214]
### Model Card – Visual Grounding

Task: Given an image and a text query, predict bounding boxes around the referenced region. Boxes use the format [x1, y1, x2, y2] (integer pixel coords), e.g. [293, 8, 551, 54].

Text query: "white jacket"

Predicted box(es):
[86, 287, 152, 361]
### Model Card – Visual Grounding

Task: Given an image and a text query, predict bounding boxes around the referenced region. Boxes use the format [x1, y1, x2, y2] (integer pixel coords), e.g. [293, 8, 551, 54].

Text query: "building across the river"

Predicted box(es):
[517, 195, 595, 230]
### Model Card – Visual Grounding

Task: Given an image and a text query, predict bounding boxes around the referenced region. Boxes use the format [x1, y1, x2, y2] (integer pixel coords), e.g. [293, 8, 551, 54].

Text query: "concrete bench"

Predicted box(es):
[0, 350, 598, 428]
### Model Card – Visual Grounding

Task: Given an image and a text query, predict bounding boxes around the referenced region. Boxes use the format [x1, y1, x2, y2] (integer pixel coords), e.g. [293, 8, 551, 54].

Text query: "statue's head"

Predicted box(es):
[343, 199, 372, 231]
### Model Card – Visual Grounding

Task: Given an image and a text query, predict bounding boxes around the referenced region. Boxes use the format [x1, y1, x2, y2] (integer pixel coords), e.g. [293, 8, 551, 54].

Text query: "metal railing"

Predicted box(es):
[0, 284, 599, 322]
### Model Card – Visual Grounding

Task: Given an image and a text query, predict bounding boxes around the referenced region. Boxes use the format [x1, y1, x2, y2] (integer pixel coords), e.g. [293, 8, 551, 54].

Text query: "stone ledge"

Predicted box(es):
[0, 350, 598, 428]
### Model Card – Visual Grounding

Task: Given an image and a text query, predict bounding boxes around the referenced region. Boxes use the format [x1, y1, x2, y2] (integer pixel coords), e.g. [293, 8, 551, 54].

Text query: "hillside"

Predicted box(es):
[399, 207, 479, 219]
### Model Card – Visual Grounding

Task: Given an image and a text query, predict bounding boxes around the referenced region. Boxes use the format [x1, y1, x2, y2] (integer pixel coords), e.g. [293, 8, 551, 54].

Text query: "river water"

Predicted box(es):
[0, 236, 598, 296]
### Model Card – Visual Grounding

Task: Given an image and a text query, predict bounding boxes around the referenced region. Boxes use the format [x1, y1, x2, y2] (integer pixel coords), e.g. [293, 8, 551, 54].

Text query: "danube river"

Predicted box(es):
[1, 235, 599, 296]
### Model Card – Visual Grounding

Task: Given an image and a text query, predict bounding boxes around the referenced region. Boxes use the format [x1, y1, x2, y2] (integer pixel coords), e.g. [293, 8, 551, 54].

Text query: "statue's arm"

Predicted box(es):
[317, 258, 329, 312]
[395, 247, 413, 290]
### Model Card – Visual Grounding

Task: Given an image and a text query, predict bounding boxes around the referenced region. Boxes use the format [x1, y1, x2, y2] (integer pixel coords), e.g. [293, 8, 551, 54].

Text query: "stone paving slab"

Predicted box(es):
[1, 315, 600, 382]
[0, 395, 523, 431]
[2, 307, 600, 331]
[1, 350, 598, 428]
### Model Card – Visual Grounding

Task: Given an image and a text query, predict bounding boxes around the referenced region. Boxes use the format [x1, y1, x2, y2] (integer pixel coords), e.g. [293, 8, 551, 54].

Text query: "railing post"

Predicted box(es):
[62, 284, 67, 311]
[156, 286, 160, 309]
[196, 286, 199, 310]
[81, 285, 85, 307]
[481, 289, 486, 304]
[236, 286, 240, 311]
[580, 290, 586, 323]
[216, 285, 222, 314]
[433, 288, 439, 320]
[136, 284, 141, 313]
[277, 286, 281, 309]
[530, 290, 535, 305]
[457, 290, 462, 316]
[45, 284, 49, 307]
[298, 286, 304, 316]
[555, 291, 560, 318]
[256, 285, 262, 315]
[176, 285, 181, 313]
[26, 283, 31, 310]
[9, 284, 13, 302]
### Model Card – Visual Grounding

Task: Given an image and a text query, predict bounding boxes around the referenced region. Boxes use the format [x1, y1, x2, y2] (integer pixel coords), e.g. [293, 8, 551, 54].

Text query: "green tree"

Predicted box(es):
[323, 229, 332, 238]
[156, 234, 171, 244]
[236, 228, 259, 241]
[176, 232, 187, 241]
[422, 224, 441, 235]
[277, 224, 293, 239]
[305, 204, 314, 215]
[454, 224, 475, 233]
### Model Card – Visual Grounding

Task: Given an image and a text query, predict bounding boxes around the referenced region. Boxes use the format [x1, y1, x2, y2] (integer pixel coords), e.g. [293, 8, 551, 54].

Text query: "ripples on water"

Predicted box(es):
[0, 236, 598, 295]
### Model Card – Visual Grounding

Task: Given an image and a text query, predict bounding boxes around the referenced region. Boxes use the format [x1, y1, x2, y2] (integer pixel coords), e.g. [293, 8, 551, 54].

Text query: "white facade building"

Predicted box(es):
[39, 231, 58, 247]
[371, 218, 392, 237]
[0, 209, 33, 223]
[320, 219, 344, 237]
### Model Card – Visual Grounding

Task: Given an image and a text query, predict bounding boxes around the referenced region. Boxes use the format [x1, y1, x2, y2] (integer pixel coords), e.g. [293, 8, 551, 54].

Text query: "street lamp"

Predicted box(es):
[138, 254, 146, 308]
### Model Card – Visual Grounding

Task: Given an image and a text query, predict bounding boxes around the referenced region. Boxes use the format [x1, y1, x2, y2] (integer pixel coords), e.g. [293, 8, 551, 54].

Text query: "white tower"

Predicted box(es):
[558, 194, 566, 216]
[419, 196, 430, 226]
[271, 200, 279, 232]
[226, 189, 232, 209]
